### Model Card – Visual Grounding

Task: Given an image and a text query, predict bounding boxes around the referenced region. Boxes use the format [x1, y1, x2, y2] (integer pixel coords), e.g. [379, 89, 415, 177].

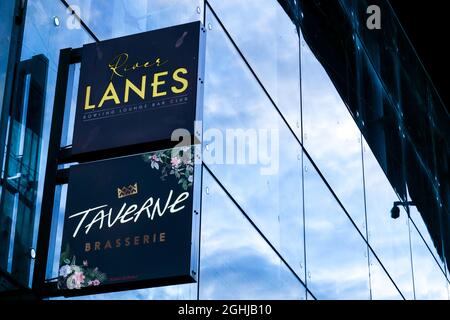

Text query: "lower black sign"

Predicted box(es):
[58, 146, 200, 295]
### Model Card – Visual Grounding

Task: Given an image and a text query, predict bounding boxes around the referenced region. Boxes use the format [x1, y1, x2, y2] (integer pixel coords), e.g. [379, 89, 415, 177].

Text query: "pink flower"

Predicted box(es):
[66, 271, 85, 289]
[83, 260, 88, 266]
[171, 157, 181, 167]
[73, 271, 85, 285]
[87, 279, 100, 286]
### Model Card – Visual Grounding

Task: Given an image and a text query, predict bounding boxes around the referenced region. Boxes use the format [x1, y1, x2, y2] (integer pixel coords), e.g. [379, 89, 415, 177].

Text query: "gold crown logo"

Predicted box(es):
[117, 183, 138, 199]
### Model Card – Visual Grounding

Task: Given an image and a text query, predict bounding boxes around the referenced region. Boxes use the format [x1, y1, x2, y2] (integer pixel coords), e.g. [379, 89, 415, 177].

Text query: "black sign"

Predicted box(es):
[58, 146, 200, 294]
[72, 21, 204, 156]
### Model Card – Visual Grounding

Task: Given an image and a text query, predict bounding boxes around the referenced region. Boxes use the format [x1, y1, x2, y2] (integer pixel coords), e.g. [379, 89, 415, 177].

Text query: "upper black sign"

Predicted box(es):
[72, 22, 204, 156]
[58, 146, 200, 295]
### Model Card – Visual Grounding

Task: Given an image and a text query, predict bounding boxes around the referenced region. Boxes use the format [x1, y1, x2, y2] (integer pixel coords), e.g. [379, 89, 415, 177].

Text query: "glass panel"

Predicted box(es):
[368, 251, 403, 300]
[0, 190, 16, 271]
[200, 168, 306, 300]
[207, 0, 301, 137]
[306, 291, 315, 300]
[1, 72, 44, 286]
[53, 283, 197, 300]
[66, 0, 203, 40]
[362, 138, 414, 299]
[61, 63, 80, 147]
[303, 155, 370, 300]
[410, 223, 448, 300]
[20, 0, 94, 178]
[203, 8, 305, 281]
[300, 33, 366, 233]
[21, 1, 92, 71]
[1, 58, 47, 286]
[0, 0, 16, 110]
[341, 1, 448, 284]
[409, 206, 446, 275]
[9, 198, 34, 285]
[46, 184, 66, 280]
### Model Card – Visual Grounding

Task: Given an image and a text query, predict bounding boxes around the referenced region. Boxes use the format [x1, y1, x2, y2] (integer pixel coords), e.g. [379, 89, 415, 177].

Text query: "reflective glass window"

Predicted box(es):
[300, 33, 366, 234]
[203, 7, 305, 282]
[409, 206, 446, 275]
[0, 0, 16, 109]
[368, 252, 403, 300]
[303, 155, 370, 299]
[200, 168, 306, 299]
[410, 223, 449, 300]
[207, 0, 301, 137]
[362, 138, 414, 299]
[66, 0, 203, 39]
[53, 283, 197, 300]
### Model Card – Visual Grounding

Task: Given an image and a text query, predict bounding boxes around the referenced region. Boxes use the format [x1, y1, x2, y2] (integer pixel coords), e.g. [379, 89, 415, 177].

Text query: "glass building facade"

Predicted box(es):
[0, 0, 449, 300]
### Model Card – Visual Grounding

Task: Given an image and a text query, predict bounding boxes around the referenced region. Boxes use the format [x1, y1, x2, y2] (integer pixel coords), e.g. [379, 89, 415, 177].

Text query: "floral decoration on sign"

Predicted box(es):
[57, 245, 107, 290]
[142, 146, 195, 191]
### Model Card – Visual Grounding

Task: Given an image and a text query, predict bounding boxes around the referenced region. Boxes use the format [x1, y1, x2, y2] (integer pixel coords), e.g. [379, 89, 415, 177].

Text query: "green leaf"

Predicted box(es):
[60, 244, 71, 265]
[97, 272, 107, 283]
